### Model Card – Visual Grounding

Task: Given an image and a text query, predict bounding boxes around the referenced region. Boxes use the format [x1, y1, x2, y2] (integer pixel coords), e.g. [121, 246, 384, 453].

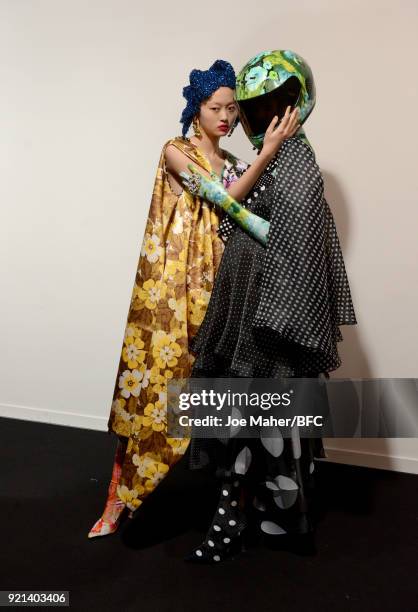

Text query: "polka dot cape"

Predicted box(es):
[190, 137, 357, 378]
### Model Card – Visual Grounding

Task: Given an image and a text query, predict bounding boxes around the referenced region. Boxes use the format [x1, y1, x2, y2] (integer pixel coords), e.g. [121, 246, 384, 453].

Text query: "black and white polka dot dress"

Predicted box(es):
[187, 137, 358, 542]
[190, 137, 357, 378]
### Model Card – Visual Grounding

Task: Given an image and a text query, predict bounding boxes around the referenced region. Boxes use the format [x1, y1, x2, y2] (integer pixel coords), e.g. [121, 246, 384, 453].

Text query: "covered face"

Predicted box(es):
[235, 50, 315, 149]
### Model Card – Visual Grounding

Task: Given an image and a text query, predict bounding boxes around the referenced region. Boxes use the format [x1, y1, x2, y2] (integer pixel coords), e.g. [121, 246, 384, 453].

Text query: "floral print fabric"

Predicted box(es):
[106, 137, 248, 512]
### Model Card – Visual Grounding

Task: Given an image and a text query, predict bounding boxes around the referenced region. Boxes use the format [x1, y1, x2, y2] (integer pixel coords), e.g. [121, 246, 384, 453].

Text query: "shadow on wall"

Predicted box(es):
[322, 170, 396, 471]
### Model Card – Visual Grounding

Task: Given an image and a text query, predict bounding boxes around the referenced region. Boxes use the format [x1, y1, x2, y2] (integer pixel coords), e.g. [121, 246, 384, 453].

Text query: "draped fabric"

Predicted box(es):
[188, 136, 357, 540]
[190, 137, 357, 378]
[252, 138, 357, 372]
[106, 137, 248, 512]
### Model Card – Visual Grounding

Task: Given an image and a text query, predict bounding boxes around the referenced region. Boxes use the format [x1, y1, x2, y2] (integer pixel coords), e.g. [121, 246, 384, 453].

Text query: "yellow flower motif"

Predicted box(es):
[141, 368, 151, 389]
[164, 250, 186, 278]
[113, 415, 131, 437]
[141, 233, 163, 264]
[131, 414, 145, 435]
[167, 379, 187, 414]
[142, 401, 167, 432]
[189, 300, 207, 326]
[167, 296, 187, 322]
[116, 484, 143, 512]
[137, 279, 167, 310]
[112, 397, 131, 426]
[167, 437, 190, 455]
[152, 374, 167, 394]
[164, 260, 178, 277]
[124, 323, 142, 342]
[144, 461, 169, 491]
[150, 365, 161, 383]
[151, 368, 173, 393]
[172, 212, 183, 235]
[152, 331, 182, 368]
[132, 452, 160, 477]
[118, 368, 144, 398]
[112, 397, 127, 414]
[122, 336, 146, 368]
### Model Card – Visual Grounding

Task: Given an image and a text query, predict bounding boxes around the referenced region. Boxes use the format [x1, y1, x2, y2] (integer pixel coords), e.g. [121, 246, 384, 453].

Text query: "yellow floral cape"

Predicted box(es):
[106, 137, 247, 512]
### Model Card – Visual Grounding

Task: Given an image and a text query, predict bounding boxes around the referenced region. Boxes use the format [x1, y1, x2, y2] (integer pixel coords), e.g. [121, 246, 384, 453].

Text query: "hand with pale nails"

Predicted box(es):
[260, 106, 300, 160]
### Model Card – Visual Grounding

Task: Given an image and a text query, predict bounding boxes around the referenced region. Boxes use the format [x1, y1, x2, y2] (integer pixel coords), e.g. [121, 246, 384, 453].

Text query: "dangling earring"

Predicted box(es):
[192, 117, 202, 138]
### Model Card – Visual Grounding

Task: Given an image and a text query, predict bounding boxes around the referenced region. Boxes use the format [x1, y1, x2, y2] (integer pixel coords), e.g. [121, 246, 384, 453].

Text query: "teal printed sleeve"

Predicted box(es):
[180, 164, 270, 246]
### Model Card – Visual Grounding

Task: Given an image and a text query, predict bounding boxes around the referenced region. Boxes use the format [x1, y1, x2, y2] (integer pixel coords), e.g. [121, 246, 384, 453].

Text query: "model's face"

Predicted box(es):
[198, 87, 238, 137]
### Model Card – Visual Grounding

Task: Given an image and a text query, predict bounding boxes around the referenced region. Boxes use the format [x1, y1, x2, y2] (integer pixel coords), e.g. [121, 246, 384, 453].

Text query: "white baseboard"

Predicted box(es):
[1, 402, 417, 475]
[318, 445, 418, 475]
[0, 401, 108, 431]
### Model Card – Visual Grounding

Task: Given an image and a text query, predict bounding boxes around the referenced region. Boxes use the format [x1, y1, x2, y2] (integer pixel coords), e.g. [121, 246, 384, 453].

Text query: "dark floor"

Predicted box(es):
[0, 416, 417, 612]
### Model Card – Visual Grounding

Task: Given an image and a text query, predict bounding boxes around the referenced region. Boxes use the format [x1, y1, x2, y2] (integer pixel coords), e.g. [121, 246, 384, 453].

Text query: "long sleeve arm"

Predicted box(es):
[180, 165, 270, 246]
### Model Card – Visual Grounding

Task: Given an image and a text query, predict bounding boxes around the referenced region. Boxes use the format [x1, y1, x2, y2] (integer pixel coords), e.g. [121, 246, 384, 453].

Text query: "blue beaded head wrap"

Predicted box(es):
[180, 59, 236, 137]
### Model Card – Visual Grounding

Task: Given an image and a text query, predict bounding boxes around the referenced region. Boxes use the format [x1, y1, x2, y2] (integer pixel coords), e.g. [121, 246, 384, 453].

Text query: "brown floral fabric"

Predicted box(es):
[106, 137, 248, 512]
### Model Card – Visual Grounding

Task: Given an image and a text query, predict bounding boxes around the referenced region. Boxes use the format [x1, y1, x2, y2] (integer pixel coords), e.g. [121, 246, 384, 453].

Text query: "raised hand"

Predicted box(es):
[261, 106, 300, 160]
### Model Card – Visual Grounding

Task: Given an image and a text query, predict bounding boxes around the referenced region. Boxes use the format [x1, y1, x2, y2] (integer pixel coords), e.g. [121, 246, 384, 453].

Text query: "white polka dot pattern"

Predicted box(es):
[253, 138, 357, 369]
[191, 137, 357, 377]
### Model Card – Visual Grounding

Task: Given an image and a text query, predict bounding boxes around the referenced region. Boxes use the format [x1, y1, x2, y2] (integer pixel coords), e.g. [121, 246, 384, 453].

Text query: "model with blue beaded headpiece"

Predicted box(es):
[88, 58, 299, 540]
